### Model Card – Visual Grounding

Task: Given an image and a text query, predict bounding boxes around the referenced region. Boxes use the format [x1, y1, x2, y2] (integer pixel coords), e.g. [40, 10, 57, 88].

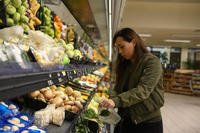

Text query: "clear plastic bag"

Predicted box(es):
[0, 26, 24, 42]
[98, 108, 121, 125]
[52, 107, 65, 126]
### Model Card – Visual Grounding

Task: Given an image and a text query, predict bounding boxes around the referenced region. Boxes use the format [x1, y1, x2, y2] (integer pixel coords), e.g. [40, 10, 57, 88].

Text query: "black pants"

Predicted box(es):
[114, 117, 163, 133]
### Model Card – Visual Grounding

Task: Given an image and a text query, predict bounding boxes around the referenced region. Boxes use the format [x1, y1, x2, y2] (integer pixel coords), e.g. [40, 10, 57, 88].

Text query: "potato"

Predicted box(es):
[50, 97, 63, 107]
[29, 90, 40, 98]
[65, 86, 73, 95]
[40, 87, 50, 93]
[72, 90, 81, 98]
[50, 85, 57, 90]
[37, 93, 46, 102]
[64, 105, 72, 110]
[43, 89, 54, 100]
[74, 101, 83, 109]
[71, 106, 79, 113]
[55, 91, 66, 99]
[65, 101, 74, 106]
[69, 96, 75, 101]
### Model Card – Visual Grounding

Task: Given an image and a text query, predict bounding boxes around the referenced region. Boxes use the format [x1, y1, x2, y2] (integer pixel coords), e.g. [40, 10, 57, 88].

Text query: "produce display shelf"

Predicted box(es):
[0, 62, 103, 100]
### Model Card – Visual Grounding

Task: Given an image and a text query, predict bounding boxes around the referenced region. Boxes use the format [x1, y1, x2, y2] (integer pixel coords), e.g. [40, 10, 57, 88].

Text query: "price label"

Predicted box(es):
[73, 70, 76, 74]
[57, 73, 61, 77]
[58, 78, 63, 82]
[49, 74, 52, 78]
[47, 80, 54, 86]
[62, 71, 66, 76]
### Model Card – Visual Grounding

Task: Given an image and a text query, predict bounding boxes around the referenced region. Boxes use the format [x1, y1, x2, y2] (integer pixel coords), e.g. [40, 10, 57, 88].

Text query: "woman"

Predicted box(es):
[100, 28, 164, 133]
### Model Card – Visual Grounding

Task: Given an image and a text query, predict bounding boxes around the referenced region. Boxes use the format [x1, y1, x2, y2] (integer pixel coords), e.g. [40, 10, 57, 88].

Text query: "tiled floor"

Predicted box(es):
[162, 93, 200, 133]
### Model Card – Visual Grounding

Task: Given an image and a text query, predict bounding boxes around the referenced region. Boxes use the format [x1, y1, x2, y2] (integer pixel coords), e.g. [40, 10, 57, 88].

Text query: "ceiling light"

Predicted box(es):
[172, 34, 200, 38]
[139, 34, 152, 37]
[164, 39, 191, 43]
[196, 44, 200, 47]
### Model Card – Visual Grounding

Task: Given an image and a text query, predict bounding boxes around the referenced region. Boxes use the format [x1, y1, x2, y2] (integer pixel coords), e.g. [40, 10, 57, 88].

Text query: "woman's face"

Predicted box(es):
[115, 37, 135, 60]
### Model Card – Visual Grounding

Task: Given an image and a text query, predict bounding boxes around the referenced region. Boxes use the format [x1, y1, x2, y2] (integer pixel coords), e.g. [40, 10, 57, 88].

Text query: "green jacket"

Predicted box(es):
[111, 53, 164, 124]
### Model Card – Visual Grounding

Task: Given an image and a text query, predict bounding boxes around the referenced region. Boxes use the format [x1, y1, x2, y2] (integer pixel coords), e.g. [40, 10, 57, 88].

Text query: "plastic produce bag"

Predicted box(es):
[28, 30, 55, 49]
[98, 108, 121, 125]
[45, 104, 56, 123]
[34, 109, 51, 127]
[0, 26, 24, 42]
[52, 107, 65, 126]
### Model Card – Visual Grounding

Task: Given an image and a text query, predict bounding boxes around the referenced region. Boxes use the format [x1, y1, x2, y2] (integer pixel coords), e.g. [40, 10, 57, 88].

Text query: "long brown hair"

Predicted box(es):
[113, 28, 149, 90]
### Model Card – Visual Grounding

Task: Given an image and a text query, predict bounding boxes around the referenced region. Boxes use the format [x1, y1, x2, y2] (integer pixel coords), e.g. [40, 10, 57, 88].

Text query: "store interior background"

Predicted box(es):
[0, 0, 200, 132]
[47, 0, 200, 133]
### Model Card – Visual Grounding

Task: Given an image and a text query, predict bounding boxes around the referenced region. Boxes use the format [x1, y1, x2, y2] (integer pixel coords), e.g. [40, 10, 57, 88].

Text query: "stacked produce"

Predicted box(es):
[38, 6, 54, 37]
[53, 15, 63, 40]
[61, 41, 83, 60]
[66, 25, 75, 43]
[34, 104, 65, 127]
[74, 74, 100, 88]
[27, 30, 66, 66]
[29, 85, 84, 113]
[4, 0, 30, 31]
[97, 81, 109, 98]
[27, 0, 41, 30]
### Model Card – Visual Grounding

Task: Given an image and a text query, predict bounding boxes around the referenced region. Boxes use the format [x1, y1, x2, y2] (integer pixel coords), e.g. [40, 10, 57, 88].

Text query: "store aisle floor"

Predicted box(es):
[162, 93, 200, 133]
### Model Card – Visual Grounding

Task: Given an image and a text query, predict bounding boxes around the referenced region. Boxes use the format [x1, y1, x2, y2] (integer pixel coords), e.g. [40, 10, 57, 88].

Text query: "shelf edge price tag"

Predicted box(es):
[62, 71, 66, 76]
[58, 78, 63, 82]
[57, 73, 61, 77]
[47, 80, 54, 86]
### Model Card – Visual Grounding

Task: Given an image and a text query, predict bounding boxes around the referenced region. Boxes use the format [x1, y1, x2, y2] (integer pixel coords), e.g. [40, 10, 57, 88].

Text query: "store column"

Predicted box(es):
[181, 48, 188, 68]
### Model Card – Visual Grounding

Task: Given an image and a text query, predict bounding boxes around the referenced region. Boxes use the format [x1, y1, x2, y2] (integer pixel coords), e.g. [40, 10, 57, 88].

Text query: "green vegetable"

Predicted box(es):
[48, 28, 54, 37]
[66, 50, 74, 58]
[22, 2, 28, 8]
[62, 54, 70, 65]
[17, 6, 26, 15]
[43, 7, 51, 15]
[13, 12, 20, 22]
[21, 23, 30, 32]
[4, 0, 10, 5]
[99, 109, 110, 116]
[20, 15, 29, 23]
[83, 108, 98, 119]
[11, 0, 22, 8]
[6, 4, 16, 15]
[65, 43, 74, 51]
[73, 49, 82, 58]
[6, 18, 14, 26]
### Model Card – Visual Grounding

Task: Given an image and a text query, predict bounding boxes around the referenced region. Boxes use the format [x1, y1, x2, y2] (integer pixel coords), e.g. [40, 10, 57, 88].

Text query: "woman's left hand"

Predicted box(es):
[100, 98, 115, 108]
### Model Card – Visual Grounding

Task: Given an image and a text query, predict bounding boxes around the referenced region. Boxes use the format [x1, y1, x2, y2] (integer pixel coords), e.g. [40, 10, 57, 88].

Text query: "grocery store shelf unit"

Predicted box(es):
[0, 63, 103, 100]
